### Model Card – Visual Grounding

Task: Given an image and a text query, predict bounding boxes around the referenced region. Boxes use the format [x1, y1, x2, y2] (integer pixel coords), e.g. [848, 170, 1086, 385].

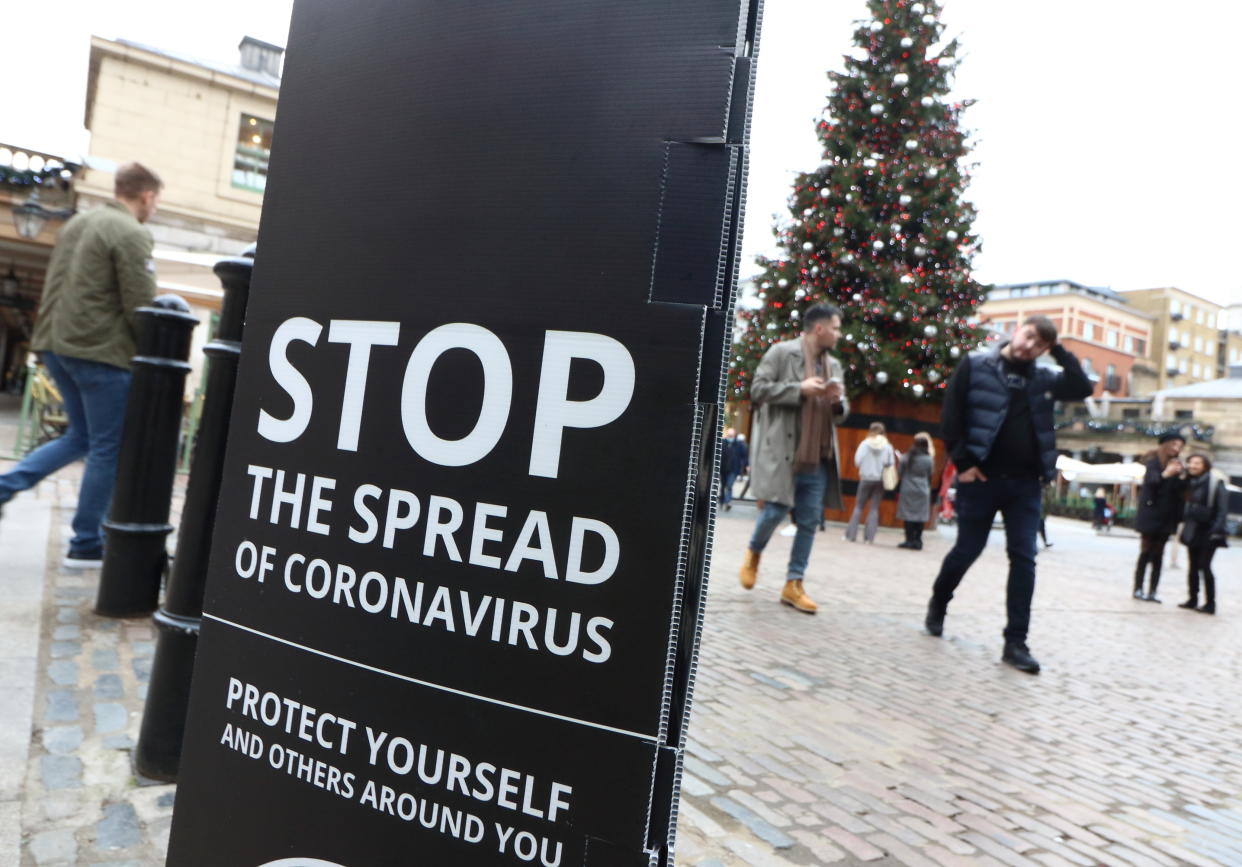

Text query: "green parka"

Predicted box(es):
[32, 201, 157, 370]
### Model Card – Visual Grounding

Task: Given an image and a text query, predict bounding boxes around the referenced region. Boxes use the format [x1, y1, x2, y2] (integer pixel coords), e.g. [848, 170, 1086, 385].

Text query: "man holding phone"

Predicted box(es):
[923, 316, 1092, 673]
[738, 304, 849, 614]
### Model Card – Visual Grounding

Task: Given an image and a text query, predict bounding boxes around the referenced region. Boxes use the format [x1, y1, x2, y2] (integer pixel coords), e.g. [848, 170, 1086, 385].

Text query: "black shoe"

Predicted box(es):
[1198, 603, 1215, 615]
[897, 541, 913, 549]
[1145, 593, 1162, 604]
[63, 545, 104, 570]
[1002, 641, 1040, 674]
[910, 541, 923, 550]
[1043, 541, 1053, 548]
[924, 603, 944, 637]
[1177, 599, 1198, 610]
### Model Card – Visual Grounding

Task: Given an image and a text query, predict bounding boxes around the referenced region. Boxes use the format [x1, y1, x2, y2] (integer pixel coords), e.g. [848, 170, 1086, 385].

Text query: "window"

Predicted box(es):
[1175, 409, 1193, 420]
[1193, 363, 1201, 378]
[1134, 338, 1146, 356]
[1124, 335, 1134, 353]
[1106, 330, 1118, 347]
[1171, 300, 1181, 315]
[1195, 336, 1203, 354]
[1122, 408, 1140, 419]
[1179, 357, 1188, 373]
[1106, 363, 1116, 378]
[232, 114, 274, 192]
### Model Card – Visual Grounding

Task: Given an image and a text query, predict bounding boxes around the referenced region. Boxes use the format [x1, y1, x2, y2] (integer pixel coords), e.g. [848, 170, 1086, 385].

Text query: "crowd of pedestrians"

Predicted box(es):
[730, 308, 1232, 676]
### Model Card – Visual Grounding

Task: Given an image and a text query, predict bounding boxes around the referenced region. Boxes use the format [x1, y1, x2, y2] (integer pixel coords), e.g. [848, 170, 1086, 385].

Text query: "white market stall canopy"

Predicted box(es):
[1056, 455, 1146, 485]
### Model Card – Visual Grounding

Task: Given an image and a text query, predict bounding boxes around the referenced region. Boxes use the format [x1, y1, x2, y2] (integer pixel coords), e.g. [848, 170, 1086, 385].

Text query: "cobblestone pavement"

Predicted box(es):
[6, 452, 1242, 864]
[675, 503, 1242, 866]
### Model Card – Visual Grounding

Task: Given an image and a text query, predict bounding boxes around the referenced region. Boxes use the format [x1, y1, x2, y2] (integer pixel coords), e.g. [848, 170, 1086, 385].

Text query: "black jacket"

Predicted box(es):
[1135, 457, 1187, 536]
[1179, 472, 1229, 549]
[940, 342, 1093, 482]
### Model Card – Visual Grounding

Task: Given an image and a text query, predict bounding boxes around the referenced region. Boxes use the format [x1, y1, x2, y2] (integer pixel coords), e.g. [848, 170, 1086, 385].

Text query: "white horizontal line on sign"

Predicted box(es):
[203, 613, 660, 744]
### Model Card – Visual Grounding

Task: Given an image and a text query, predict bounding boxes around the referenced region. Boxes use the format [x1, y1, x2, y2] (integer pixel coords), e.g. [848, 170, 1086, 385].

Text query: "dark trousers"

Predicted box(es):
[1186, 546, 1218, 605]
[930, 478, 1041, 642]
[1134, 533, 1170, 594]
[903, 521, 924, 546]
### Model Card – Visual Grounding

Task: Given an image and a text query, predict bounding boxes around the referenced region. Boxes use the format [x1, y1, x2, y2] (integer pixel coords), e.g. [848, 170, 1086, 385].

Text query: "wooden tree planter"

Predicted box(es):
[824, 393, 946, 529]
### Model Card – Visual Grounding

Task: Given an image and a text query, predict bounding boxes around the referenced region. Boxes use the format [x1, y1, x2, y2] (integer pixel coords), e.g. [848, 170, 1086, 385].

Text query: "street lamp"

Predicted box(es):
[10, 190, 74, 239]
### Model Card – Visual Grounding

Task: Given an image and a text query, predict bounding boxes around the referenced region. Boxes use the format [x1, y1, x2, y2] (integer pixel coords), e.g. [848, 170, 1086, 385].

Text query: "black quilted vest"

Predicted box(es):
[962, 347, 1060, 482]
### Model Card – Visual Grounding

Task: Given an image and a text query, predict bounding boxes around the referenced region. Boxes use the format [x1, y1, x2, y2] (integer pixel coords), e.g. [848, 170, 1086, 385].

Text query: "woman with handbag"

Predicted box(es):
[845, 422, 895, 544]
[896, 432, 935, 549]
[1177, 453, 1229, 615]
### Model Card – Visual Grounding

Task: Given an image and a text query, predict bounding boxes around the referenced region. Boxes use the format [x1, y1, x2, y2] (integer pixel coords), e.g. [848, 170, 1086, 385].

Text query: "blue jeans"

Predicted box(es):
[720, 470, 738, 505]
[0, 352, 131, 552]
[930, 477, 1041, 642]
[747, 461, 829, 581]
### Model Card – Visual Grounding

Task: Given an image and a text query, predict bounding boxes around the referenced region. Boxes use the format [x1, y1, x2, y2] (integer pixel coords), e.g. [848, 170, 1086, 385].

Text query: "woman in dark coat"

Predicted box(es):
[1132, 432, 1187, 602]
[896, 432, 935, 550]
[1177, 453, 1229, 614]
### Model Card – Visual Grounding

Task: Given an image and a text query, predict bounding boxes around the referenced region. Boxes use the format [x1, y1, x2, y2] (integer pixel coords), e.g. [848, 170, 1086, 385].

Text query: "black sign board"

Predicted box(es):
[167, 1, 760, 864]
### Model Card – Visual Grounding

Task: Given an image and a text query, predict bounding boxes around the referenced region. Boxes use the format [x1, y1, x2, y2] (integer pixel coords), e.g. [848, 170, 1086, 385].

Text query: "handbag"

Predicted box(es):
[882, 450, 900, 491]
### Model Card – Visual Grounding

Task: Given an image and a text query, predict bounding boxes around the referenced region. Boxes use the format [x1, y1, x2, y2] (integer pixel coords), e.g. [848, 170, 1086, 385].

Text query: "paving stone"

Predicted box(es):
[709, 796, 795, 848]
[46, 659, 78, 686]
[94, 702, 129, 733]
[101, 733, 136, 750]
[94, 801, 143, 849]
[28, 828, 77, 864]
[41, 754, 83, 789]
[94, 673, 124, 699]
[55, 608, 79, 625]
[132, 656, 153, 681]
[52, 624, 82, 640]
[42, 724, 84, 755]
[43, 688, 78, 723]
[92, 648, 120, 671]
[49, 639, 81, 659]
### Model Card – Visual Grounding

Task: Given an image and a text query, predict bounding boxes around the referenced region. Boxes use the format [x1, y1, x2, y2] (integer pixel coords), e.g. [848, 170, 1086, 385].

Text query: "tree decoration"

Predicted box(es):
[728, 0, 986, 401]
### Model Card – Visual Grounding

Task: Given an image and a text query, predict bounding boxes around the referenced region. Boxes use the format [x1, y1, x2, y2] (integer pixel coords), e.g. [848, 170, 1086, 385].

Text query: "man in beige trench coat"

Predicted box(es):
[738, 303, 849, 613]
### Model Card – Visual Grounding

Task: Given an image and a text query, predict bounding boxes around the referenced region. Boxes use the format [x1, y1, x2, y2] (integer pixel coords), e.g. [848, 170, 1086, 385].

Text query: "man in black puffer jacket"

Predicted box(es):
[923, 316, 1093, 674]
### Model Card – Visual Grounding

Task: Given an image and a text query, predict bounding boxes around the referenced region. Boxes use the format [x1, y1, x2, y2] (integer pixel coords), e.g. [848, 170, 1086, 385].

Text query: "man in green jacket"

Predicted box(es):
[0, 162, 161, 567]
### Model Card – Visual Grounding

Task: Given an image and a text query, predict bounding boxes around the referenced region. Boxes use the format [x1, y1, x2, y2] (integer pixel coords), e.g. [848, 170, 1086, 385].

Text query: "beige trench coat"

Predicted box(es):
[748, 338, 849, 509]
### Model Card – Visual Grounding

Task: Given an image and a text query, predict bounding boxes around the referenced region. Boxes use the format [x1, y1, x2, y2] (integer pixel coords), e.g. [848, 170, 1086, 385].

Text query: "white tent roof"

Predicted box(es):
[1055, 455, 1145, 485]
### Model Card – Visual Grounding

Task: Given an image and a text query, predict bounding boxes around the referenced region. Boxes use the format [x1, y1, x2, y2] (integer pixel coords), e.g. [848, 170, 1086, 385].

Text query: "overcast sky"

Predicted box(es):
[4, 1, 1239, 308]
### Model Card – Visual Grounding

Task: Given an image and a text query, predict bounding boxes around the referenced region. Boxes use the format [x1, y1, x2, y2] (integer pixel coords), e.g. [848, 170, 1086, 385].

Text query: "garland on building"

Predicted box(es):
[730, 0, 987, 402]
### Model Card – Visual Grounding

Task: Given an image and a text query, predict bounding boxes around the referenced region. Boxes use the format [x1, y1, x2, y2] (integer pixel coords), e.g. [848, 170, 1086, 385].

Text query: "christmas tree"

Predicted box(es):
[730, 0, 986, 403]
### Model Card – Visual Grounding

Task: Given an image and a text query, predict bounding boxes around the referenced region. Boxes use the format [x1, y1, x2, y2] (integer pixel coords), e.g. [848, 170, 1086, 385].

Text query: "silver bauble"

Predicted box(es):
[905, 139, 919, 150]
[834, 227, 845, 237]
[870, 103, 885, 116]
[911, 2, 925, 12]
[949, 346, 961, 358]
[852, 293, 863, 302]
[928, 369, 941, 382]
[912, 383, 926, 397]
[777, 278, 789, 288]
[810, 265, 820, 275]
[894, 73, 909, 86]
[872, 240, 885, 250]
[893, 311, 904, 321]
[899, 194, 912, 205]
[923, 14, 935, 24]
[913, 246, 927, 257]
[863, 157, 877, 168]
[802, 241, 813, 251]
[875, 371, 889, 385]
[900, 274, 914, 284]
[870, 20, 884, 32]
[946, 230, 959, 241]
[927, 167, 939, 177]
[924, 324, 937, 337]
[921, 96, 934, 107]
[901, 36, 914, 48]
[819, 187, 831, 198]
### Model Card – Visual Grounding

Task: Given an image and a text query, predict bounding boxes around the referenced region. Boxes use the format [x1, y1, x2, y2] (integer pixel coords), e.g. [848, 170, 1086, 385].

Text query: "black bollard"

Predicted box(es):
[135, 248, 253, 781]
[95, 296, 199, 618]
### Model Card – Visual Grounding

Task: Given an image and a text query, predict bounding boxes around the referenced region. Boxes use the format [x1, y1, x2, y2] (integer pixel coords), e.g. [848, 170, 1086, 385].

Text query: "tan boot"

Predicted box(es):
[780, 579, 818, 614]
[739, 550, 760, 590]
